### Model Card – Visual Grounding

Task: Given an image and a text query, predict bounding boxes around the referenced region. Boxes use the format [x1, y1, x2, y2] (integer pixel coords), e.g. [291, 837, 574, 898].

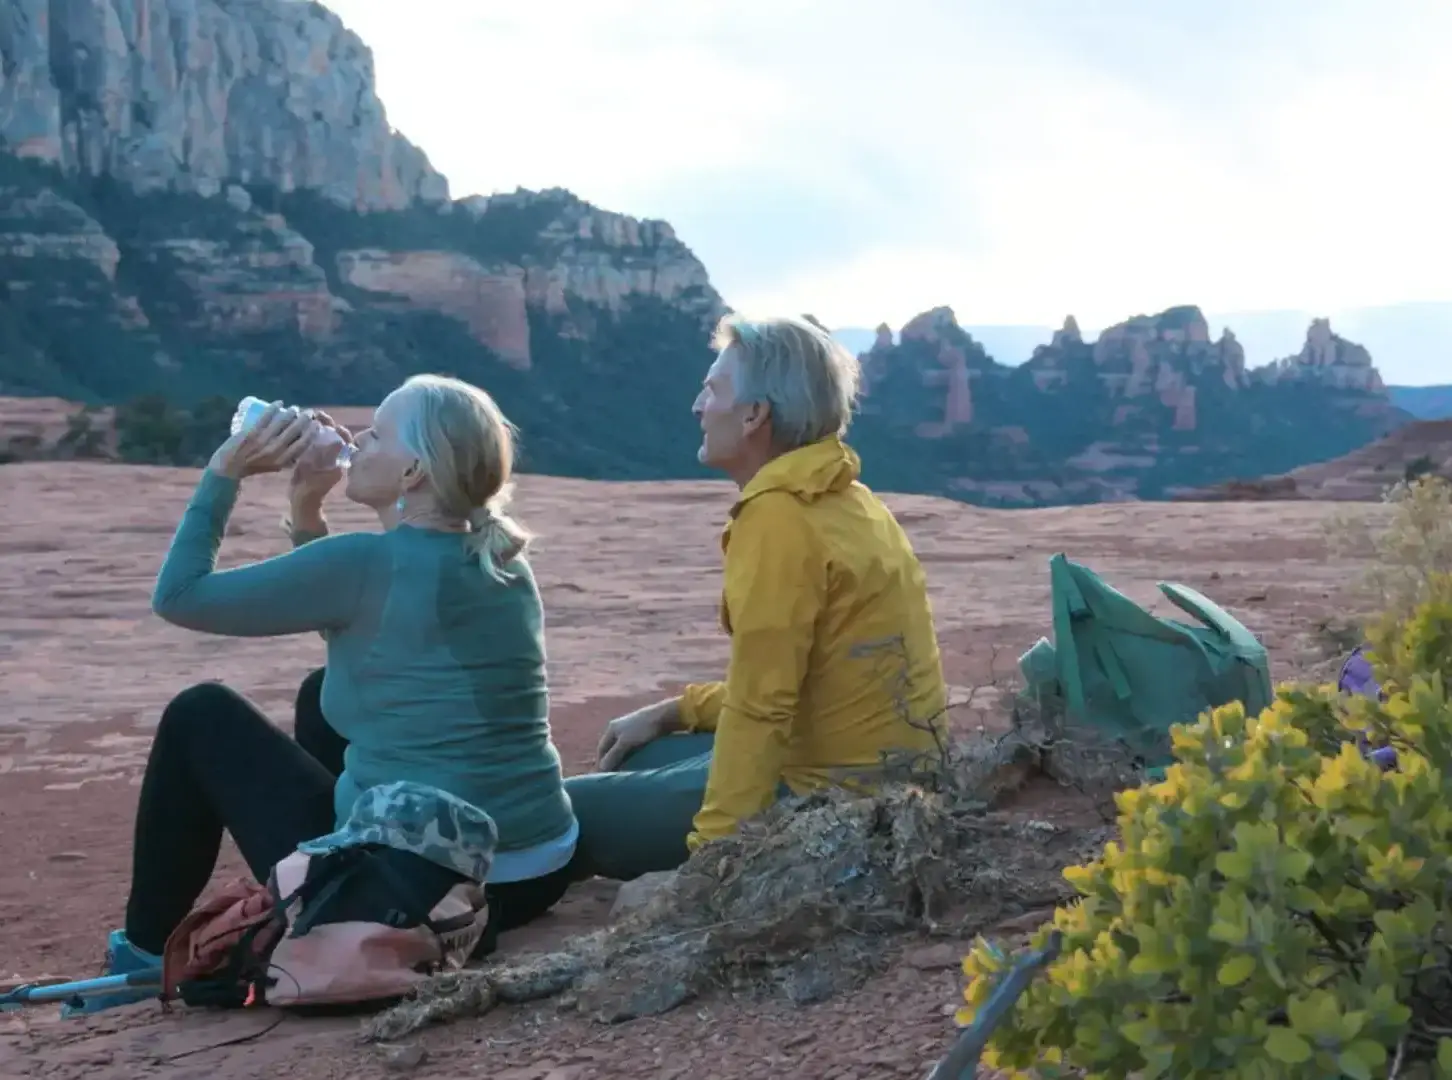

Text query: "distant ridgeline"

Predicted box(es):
[0, 0, 1410, 500]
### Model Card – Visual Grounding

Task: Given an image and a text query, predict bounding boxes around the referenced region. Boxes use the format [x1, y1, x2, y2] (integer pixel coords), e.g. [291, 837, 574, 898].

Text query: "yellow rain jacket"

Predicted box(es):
[679, 435, 948, 848]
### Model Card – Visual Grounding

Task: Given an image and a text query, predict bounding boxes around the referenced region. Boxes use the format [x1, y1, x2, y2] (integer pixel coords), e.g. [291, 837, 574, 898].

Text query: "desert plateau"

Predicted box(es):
[0, 459, 1377, 1079]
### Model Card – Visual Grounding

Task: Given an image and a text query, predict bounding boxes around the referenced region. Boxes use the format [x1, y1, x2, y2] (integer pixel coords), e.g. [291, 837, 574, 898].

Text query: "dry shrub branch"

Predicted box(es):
[1325, 475, 1452, 635]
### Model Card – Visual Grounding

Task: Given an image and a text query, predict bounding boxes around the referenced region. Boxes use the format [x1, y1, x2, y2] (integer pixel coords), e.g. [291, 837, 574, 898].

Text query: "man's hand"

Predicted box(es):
[597, 699, 681, 771]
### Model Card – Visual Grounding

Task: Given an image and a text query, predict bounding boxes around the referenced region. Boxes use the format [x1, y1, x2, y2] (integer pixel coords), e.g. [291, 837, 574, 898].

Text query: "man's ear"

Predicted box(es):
[742, 400, 771, 437]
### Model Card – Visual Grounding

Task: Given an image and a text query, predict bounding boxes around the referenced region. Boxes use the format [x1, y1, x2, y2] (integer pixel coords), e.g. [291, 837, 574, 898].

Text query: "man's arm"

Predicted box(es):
[152, 470, 374, 636]
[687, 495, 825, 849]
[678, 681, 725, 733]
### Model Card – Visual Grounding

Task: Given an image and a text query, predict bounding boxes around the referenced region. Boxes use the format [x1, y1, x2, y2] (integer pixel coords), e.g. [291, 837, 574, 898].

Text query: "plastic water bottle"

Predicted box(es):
[230, 396, 353, 470]
[230, 396, 271, 436]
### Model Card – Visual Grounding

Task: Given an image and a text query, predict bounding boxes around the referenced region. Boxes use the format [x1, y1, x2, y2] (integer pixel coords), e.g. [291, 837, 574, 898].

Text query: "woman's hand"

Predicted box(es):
[288, 409, 353, 504]
[208, 403, 317, 481]
[597, 699, 679, 771]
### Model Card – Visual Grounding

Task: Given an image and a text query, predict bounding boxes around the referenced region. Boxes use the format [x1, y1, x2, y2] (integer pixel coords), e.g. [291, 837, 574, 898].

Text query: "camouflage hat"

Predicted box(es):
[297, 781, 499, 883]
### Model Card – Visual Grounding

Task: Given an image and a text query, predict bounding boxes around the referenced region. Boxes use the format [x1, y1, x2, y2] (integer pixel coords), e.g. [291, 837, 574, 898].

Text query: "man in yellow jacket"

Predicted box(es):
[564, 314, 947, 879]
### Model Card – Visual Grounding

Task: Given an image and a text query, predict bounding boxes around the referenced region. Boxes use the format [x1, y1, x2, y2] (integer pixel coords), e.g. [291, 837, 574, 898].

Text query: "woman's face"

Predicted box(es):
[343, 393, 419, 510]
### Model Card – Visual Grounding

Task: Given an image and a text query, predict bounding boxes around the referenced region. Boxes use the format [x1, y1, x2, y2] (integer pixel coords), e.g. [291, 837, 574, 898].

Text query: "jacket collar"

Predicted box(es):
[730, 435, 861, 519]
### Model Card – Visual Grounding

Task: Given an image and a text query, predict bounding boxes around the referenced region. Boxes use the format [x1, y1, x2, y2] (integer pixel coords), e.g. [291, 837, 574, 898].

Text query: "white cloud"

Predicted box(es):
[325, 0, 1451, 377]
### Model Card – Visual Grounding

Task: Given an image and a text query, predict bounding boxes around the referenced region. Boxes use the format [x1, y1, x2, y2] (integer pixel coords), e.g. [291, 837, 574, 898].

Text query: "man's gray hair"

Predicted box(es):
[712, 313, 862, 451]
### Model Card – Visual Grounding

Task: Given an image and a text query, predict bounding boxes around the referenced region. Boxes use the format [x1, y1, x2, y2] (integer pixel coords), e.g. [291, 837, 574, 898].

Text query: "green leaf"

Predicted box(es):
[1335, 1050, 1372, 1080]
[1128, 951, 1175, 976]
[1438, 1037, 1452, 1077]
[1121, 1019, 1159, 1047]
[1216, 850, 1254, 881]
[1277, 848, 1314, 881]
[1287, 990, 1343, 1043]
[1217, 954, 1256, 987]
[1343, 1040, 1386, 1071]
[1264, 1028, 1313, 1064]
[1139, 1044, 1175, 1080]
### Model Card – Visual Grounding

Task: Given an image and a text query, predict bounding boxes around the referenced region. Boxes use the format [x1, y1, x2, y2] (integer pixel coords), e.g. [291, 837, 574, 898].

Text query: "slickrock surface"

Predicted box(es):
[0, 462, 1374, 1078]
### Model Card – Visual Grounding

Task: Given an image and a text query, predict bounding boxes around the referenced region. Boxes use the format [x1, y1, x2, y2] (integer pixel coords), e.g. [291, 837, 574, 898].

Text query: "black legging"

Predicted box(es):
[125, 680, 339, 954]
[293, 667, 348, 778]
[125, 672, 572, 956]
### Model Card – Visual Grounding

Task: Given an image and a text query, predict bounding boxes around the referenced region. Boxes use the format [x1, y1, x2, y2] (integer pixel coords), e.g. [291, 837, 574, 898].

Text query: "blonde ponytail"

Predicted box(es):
[464, 484, 531, 580]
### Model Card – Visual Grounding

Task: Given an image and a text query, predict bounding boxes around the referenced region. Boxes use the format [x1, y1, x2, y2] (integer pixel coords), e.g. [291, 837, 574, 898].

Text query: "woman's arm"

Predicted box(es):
[687, 494, 826, 848]
[151, 469, 376, 637]
[284, 489, 330, 547]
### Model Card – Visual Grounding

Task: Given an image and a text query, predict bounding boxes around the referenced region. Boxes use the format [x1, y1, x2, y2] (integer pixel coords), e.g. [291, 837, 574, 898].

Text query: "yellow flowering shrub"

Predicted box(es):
[960, 580, 1452, 1079]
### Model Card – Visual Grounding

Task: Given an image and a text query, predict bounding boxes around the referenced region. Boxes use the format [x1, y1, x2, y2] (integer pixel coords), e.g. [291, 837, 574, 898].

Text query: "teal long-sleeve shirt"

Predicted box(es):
[151, 470, 576, 874]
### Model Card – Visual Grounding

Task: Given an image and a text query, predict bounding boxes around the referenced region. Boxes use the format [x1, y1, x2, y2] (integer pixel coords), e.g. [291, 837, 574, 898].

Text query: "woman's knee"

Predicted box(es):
[156, 681, 252, 743]
[295, 667, 325, 717]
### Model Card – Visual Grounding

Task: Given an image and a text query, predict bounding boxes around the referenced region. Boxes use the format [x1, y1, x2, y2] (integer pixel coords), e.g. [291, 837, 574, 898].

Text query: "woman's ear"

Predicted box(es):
[401, 459, 428, 492]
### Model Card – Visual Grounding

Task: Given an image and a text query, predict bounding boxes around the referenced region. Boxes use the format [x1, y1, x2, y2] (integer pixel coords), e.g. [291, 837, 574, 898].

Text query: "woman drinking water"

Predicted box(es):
[76, 375, 576, 1014]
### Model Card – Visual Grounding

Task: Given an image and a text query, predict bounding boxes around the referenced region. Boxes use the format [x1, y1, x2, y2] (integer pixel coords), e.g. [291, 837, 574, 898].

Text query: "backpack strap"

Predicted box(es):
[285, 848, 382, 937]
[1158, 582, 1273, 711]
[365, 850, 478, 938]
[284, 847, 474, 940]
[1158, 583, 1263, 660]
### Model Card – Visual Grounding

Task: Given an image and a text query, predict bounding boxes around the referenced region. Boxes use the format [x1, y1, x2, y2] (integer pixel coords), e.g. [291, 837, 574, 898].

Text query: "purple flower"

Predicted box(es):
[1338, 646, 1382, 700]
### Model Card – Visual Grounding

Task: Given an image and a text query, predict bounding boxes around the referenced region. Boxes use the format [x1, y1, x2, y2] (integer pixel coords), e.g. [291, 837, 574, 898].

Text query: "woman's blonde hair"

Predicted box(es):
[389, 373, 531, 579]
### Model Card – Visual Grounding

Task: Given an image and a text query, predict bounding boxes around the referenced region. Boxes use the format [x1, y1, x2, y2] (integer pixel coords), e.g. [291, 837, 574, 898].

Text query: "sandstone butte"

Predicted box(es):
[0, 457, 1387, 1080]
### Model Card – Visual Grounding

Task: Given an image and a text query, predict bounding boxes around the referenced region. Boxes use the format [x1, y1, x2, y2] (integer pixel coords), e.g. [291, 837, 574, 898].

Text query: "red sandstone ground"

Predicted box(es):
[0, 462, 1378, 1079]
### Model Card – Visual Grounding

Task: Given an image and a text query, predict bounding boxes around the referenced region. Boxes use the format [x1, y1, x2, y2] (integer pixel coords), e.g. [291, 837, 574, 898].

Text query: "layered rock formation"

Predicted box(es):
[0, 0, 445, 209]
[850, 306, 1408, 506]
[1252, 317, 1385, 392]
[0, 1, 726, 480]
[1023, 305, 1249, 433]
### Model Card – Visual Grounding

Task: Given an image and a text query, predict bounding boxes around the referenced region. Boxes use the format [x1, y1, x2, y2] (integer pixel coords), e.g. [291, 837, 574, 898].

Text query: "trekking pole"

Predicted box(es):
[0, 970, 162, 1010]
[926, 930, 1063, 1080]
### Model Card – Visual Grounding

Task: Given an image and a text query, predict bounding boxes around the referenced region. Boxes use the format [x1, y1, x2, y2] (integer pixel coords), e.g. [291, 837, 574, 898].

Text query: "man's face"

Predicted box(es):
[692, 347, 762, 471]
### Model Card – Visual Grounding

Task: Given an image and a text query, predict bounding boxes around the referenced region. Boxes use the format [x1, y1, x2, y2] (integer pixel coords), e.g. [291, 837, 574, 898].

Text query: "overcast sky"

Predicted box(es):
[327, 0, 1449, 345]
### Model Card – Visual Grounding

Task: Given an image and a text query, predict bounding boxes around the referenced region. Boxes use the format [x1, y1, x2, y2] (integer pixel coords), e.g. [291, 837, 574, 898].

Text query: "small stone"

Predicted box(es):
[994, 907, 1057, 935]
[903, 943, 963, 971]
[380, 1042, 426, 1071]
[608, 870, 677, 920]
[224, 185, 253, 213]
